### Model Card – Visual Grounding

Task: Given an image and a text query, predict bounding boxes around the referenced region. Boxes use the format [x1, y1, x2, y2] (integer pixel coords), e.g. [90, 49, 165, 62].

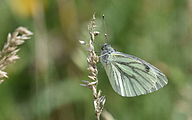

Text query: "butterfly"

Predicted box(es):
[100, 43, 168, 97]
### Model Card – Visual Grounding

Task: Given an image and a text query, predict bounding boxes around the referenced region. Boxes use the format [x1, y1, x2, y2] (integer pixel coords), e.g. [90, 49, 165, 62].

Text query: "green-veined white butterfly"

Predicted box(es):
[100, 43, 168, 97]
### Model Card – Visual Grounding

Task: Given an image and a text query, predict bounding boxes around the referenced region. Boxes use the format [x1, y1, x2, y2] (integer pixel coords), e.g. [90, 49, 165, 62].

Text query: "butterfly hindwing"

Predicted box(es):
[104, 52, 168, 97]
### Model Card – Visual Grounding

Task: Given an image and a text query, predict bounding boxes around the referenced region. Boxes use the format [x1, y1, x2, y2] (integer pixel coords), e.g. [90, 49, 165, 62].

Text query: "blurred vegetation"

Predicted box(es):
[0, 0, 192, 120]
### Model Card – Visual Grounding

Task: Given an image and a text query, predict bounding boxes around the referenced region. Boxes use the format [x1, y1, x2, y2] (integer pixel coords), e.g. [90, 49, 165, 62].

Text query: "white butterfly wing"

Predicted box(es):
[103, 52, 168, 97]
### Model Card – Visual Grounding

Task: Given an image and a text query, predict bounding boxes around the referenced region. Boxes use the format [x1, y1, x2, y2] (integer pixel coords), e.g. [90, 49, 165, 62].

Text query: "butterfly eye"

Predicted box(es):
[101, 46, 104, 50]
[101, 43, 108, 50]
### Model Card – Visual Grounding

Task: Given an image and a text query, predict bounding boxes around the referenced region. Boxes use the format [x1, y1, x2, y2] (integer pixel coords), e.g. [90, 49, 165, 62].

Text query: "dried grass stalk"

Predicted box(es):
[80, 13, 106, 120]
[0, 27, 33, 84]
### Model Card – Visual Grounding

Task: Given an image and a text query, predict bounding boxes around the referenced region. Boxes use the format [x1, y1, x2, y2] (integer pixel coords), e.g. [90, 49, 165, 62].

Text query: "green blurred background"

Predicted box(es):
[0, 0, 192, 120]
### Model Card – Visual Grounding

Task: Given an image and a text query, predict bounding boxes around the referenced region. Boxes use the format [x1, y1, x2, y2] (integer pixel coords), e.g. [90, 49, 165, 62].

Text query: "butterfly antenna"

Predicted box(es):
[103, 14, 109, 44]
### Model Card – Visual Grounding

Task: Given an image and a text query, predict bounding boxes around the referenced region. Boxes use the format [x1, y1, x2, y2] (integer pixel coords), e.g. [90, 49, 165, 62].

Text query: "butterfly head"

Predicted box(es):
[101, 43, 115, 54]
[100, 43, 116, 64]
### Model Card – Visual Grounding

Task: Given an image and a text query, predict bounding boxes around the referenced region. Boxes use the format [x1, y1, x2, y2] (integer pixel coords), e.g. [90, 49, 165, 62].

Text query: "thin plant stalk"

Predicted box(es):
[80, 13, 106, 120]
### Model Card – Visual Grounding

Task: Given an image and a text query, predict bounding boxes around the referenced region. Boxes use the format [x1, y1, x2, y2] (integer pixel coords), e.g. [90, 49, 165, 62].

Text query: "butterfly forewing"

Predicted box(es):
[144, 62, 168, 92]
[101, 46, 168, 97]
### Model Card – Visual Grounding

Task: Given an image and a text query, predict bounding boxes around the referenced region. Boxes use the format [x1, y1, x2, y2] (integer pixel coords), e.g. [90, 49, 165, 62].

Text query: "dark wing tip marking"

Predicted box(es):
[144, 64, 150, 72]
